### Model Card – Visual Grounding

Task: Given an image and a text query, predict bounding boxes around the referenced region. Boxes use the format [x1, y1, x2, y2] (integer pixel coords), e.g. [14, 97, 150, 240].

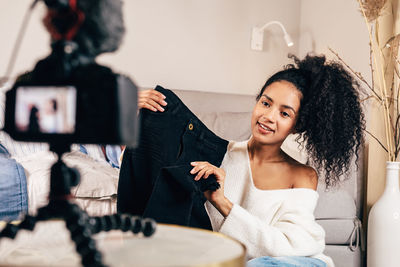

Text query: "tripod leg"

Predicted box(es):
[65, 204, 107, 267]
[0, 214, 38, 239]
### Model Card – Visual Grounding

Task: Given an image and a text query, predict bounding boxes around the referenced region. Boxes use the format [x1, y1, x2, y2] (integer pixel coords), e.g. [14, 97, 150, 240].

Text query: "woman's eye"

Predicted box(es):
[262, 101, 270, 107]
[281, 112, 290, 117]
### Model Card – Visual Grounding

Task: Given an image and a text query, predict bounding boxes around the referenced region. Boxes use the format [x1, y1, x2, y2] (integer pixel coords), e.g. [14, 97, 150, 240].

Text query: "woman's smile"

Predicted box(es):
[257, 122, 275, 134]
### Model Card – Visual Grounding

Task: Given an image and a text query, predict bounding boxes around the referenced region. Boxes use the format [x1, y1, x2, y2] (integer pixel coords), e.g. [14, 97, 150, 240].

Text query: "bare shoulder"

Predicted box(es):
[285, 156, 318, 190]
[293, 164, 318, 190]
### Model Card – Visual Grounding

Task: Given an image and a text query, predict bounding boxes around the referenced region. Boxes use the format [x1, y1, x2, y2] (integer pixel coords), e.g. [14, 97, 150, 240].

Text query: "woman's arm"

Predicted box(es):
[190, 161, 233, 217]
[219, 195, 325, 259]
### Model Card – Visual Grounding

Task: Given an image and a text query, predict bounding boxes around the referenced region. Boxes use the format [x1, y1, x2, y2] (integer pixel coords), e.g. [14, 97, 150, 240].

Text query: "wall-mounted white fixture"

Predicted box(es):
[251, 20, 293, 51]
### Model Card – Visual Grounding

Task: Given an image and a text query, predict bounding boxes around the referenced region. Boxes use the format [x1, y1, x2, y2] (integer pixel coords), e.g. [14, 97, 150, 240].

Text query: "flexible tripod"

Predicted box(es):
[0, 143, 156, 267]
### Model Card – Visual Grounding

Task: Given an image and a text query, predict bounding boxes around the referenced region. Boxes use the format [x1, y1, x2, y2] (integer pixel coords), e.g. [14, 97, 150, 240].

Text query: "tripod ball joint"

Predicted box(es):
[81, 249, 104, 267]
[91, 214, 156, 237]
[67, 166, 80, 187]
[142, 218, 156, 237]
[130, 216, 142, 234]
[0, 215, 37, 239]
[119, 214, 132, 232]
[0, 223, 19, 239]
[92, 215, 116, 233]
[19, 215, 37, 231]
[129, 216, 156, 236]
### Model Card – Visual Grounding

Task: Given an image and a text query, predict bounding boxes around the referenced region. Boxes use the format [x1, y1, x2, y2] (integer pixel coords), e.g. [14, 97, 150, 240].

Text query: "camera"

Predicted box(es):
[0, 3, 152, 267]
[3, 40, 139, 146]
[2, 0, 138, 147]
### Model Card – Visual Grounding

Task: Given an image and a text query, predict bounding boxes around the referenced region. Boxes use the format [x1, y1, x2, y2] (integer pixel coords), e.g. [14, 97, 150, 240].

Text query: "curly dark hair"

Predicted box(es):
[256, 54, 365, 188]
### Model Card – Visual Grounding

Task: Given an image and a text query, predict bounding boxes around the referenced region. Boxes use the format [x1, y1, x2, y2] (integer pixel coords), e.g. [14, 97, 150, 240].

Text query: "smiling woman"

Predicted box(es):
[254, 54, 365, 188]
[118, 53, 365, 267]
[204, 53, 365, 267]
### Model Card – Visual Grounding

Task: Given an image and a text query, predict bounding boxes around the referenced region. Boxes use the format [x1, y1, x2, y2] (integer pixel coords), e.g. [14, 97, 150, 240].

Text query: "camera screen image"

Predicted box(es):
[15, 86, 77, 134]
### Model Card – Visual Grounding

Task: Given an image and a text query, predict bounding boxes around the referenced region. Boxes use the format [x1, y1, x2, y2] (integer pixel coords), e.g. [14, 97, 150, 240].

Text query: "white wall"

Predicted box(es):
[0, 2, 50, 81]
[0, 0, 300, 96]
[98, 0, 300, 95]
[0, 1, 369, 96]
[298, 0, 371, 83]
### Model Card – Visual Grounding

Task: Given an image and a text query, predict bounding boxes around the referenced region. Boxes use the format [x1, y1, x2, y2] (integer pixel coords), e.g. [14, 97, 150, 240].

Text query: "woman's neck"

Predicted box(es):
[247, 137, 285, 163]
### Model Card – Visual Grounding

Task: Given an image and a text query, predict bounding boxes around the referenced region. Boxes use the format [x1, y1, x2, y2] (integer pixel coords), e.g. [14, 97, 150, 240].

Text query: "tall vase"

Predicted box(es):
[367, 161, 400, 267]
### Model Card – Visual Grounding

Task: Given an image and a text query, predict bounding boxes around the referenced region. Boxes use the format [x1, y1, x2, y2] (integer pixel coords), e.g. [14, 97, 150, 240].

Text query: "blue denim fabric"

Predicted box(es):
[247, 256, 327, 267]
[0, 153, 28, 220]
[79, 144, 88, 154]
[105, 145, 121, 168]
[0, 143, 9, 155]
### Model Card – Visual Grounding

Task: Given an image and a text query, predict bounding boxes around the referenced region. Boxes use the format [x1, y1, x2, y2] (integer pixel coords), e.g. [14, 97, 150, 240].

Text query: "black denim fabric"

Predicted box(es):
[117, 85, 228, 229]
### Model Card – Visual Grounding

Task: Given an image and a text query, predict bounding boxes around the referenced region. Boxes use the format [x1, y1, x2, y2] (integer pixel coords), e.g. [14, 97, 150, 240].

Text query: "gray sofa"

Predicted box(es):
[173, 88, 364, 267]
[0, 86, 364, 266]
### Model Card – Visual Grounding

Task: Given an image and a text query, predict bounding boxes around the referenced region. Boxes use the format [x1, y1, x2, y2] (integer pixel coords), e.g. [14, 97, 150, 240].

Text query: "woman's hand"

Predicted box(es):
[190, 161, 233, 217]
[138, 89, 168, 112]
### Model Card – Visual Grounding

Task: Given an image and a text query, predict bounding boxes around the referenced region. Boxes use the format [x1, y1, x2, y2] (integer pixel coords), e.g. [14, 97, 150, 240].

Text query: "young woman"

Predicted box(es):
[136, 54, 364, 267]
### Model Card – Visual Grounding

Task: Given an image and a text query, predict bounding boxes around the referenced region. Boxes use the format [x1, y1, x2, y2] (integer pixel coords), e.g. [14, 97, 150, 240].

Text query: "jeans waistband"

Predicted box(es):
[154, 85, 227, 149]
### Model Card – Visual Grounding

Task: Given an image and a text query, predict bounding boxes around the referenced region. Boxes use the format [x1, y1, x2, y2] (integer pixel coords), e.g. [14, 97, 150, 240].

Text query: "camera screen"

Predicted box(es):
[15, 86, 77, 134]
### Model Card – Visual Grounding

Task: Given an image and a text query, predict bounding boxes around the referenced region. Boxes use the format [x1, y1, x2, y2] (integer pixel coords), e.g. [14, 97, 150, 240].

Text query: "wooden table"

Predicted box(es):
[0, 220, 246, 266]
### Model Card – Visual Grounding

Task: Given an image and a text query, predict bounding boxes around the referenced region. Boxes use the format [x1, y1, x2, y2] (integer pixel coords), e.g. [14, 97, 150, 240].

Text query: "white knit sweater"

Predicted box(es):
[205, 140, 334, 267]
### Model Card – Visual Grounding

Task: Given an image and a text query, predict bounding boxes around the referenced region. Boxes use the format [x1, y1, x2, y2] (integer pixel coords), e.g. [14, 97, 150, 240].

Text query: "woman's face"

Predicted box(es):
[251, 80, 302, 146]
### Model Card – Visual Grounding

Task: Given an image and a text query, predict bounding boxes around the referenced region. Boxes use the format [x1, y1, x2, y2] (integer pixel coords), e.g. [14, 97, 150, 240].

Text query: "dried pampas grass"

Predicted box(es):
[386, 34, 400, 57]
[361, 0, 387, 22]
[386, 34, 400, 80]
[351, 0, 399, 160]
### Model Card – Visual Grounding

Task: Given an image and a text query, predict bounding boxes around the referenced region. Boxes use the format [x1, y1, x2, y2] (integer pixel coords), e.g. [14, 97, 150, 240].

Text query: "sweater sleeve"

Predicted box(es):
[218, 193, 326, 259]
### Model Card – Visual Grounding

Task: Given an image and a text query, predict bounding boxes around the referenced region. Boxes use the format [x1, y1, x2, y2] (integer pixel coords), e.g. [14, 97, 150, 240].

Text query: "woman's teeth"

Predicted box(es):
[259, 123, 273, 132]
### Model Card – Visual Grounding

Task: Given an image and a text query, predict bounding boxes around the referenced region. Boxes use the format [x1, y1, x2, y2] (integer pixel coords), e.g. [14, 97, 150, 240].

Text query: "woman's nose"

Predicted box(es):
[263, 108, 277, 122]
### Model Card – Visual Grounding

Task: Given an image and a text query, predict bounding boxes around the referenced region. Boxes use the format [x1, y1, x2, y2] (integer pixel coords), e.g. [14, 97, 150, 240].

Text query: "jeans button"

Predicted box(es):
[188, 123, 194, 130]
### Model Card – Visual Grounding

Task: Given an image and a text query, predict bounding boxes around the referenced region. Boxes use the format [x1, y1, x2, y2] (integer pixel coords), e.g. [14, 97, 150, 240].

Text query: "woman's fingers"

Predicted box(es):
[138, 89, 167, 111]
[140, 89, 164, 99]
[191, 161, 207, 166]
[147, 90, 167, 106]
[150, 90, 167, 103]
[190, 162, 208, 174]
[147, 89, 166, 99]
[140, 102, 157, 112]
[147, 99, 165, 112]
[190, 162, 218, 181]
[195, 168, 209, 181]
[203, 168, 214, 179]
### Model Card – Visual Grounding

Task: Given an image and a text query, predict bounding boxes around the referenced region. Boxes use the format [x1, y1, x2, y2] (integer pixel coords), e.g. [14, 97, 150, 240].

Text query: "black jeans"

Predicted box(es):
[117, 86, 228, 229]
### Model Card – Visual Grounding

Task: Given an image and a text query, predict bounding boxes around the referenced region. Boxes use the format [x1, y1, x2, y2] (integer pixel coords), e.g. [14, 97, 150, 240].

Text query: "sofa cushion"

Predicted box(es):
[315, 188, 356, 219]
[12, 150, 119, 215]
[173, 89, 256, 114]
[317, 218, 361, 245]
[324, 245, 362, 267]
[197, 112, 252, 141]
